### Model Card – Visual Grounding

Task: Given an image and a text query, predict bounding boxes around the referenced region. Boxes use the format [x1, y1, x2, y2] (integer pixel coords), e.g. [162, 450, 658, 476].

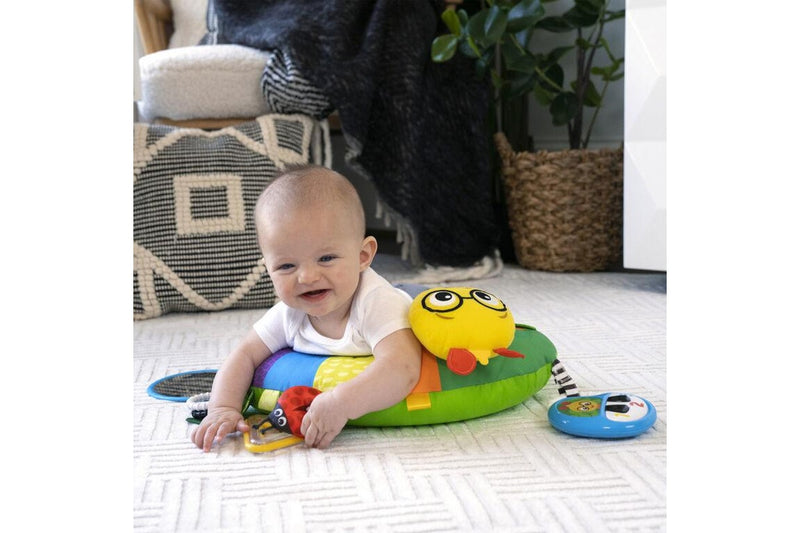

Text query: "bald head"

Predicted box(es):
[255, 165, 366, 241]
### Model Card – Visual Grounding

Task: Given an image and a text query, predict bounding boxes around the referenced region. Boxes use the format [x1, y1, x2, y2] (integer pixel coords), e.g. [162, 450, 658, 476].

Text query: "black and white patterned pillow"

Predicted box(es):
[133, 114, 323, 320]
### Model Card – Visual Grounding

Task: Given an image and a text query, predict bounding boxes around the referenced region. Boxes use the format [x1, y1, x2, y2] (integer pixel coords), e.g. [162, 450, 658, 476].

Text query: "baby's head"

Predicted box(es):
[254, 164, 366, 242]
[254, 165, 378, 317]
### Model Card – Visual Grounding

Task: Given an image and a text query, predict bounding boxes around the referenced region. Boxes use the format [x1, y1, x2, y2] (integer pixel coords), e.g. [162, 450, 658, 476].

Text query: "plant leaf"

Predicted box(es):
[546, 46, 574, 65]
[484, 5, 509, 46]
[507, 0, 545, 33]
[475, 56, 488, 78]
[536, 16, 573, 33]
[466, 9, 490, 44]
[458, 34, 478, 59]
[431, 34, 458, 62]
[457, 8, 469, 27]
[590, 57, 624, 81]
[581, 79, 602, 107]
[533, 83, 554, 106]
[507, 71, 538, 100]
[605, 9, 625, 23]
[441, 8, 462, 37]
[575, 0, 603, 15]
[514, 26, 535, 48]
[506, 53, 538, 74]
[542, 63, 565, 90]
[563, 6, 600, 28]
[502, 40, 538, 73]
[550, 92, 579, 126]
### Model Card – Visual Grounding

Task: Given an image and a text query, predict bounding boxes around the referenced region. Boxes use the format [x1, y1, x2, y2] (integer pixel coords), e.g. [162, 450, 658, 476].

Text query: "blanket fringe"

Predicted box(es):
[394, 249, 504, 285]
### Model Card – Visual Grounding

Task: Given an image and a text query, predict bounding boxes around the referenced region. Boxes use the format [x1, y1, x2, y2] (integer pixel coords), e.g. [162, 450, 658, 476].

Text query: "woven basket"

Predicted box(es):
[495, 132, 623, 272]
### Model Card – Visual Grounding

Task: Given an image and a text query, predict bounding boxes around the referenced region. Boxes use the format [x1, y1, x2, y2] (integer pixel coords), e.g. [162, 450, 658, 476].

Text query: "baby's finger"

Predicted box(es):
[191, 425, 205, 448]
[237, 419, 251, 434]
[202, 424, 219, 451]
[300, 413, 312, 436]
[304, 422, 319, 447]
[203, 421, 228, 452]
[316, 431, 335, 450]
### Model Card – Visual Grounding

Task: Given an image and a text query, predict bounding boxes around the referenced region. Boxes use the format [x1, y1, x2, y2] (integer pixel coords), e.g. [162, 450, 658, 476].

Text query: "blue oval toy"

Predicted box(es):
[548, 392, 657, 438]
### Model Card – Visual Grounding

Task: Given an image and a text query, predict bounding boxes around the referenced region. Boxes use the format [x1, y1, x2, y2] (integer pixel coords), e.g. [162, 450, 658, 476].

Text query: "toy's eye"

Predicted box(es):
[470, 290, 506, 311]
[421, 290, 462, 312]
[277, 416, 287, 427]
[273, 408, 284, 417]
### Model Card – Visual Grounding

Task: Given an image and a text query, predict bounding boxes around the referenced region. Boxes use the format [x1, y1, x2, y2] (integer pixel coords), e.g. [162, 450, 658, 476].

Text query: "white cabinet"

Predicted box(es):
[623, 0, 666, 271]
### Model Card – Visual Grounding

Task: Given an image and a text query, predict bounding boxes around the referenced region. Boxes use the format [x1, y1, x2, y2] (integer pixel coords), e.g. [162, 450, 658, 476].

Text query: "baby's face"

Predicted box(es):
[259, 204, 369, 321]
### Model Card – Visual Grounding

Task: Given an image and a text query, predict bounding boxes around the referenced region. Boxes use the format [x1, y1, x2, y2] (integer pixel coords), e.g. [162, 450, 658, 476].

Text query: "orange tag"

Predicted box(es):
[410, 349, 442, 393]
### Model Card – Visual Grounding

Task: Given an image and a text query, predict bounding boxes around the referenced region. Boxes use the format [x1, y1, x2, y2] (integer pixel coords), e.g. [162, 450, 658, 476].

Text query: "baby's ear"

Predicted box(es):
[359, 236, 378, 270]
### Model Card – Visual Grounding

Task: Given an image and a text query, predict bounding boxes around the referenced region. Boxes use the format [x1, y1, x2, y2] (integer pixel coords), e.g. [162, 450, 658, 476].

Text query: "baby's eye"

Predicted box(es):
[319, 255, 337, 263]
[274, 263, 295, 271]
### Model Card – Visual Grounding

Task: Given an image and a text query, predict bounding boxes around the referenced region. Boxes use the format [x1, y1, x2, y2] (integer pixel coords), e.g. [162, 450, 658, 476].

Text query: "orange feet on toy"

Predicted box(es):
[446, 348, 477, 375]
[493, 347, 525, 359]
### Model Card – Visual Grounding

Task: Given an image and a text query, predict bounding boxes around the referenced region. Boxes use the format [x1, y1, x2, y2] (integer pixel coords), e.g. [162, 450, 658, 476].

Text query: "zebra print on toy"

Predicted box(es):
[550, 357, 581, 397]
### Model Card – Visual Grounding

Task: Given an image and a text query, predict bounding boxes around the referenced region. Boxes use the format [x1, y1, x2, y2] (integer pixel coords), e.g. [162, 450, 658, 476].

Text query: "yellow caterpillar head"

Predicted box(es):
[409, 287, 516, 361]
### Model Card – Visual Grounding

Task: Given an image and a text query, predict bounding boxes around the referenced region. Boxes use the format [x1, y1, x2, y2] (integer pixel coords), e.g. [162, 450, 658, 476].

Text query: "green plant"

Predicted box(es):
[432, 0, 624, 149]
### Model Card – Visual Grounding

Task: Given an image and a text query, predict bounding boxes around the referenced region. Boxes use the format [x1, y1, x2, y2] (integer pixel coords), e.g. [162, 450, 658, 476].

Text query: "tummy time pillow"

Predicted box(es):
[247, 288, 558, 427]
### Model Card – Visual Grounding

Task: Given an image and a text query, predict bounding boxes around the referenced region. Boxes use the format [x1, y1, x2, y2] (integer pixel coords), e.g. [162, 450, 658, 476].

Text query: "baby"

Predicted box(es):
[192, 164, 422, 450]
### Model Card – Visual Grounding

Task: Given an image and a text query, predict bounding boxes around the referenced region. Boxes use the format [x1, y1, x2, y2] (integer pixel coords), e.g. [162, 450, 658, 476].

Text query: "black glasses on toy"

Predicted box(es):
[420, 289, 507, 313]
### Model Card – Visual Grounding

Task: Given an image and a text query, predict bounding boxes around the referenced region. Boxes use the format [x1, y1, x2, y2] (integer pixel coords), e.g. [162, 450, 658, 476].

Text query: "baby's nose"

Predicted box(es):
[297, 264, 320, 284]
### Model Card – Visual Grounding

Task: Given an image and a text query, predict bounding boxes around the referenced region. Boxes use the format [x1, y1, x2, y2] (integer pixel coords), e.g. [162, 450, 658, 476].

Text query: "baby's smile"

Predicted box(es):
[300, 289, 329, 302]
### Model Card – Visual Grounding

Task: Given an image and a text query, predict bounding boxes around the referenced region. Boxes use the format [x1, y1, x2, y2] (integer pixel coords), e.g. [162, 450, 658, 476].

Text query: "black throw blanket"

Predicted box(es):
[206, 0, 499, 266]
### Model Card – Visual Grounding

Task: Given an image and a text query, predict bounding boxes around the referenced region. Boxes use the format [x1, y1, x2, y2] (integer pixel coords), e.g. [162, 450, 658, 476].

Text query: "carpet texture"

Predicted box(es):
[133, 257, 666, 532]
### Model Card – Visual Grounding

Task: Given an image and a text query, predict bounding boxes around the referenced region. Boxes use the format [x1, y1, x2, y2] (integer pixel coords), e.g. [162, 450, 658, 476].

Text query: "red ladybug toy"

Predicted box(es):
[267, 386, 321, 437]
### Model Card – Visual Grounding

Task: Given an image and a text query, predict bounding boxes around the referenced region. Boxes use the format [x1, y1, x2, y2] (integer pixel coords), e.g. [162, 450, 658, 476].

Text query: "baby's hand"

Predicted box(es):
[300, 390, 349, 449]
[191, 407, 249, 452]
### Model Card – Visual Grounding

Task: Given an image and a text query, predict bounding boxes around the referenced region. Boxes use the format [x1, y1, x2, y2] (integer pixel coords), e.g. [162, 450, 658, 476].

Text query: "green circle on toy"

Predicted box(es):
[248, 324, 557, 427]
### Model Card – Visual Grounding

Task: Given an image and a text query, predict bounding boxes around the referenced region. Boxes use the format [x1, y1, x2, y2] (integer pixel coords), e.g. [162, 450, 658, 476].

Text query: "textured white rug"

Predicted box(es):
[133, 256, 666, 532]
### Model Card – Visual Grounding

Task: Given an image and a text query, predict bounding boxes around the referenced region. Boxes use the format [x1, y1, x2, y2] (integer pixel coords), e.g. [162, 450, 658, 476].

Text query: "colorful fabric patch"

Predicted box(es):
[313, 356, 374, 391]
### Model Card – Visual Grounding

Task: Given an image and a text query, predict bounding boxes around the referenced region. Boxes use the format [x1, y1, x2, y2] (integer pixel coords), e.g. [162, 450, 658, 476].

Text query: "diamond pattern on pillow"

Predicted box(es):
[133, 114, 323, 320]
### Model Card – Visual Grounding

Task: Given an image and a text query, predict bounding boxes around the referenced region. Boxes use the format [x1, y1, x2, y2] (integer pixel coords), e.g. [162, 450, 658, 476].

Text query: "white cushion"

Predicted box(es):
[138, 44, 270, 121]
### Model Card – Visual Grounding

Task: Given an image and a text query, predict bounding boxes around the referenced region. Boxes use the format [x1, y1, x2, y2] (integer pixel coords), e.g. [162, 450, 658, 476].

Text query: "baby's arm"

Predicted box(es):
[191, 329, 272, 452]
[300, 328, 422, 448]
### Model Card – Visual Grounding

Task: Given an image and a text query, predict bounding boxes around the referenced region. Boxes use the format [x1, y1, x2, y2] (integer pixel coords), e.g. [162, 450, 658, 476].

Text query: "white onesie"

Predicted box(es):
[253, 267, 412, 356]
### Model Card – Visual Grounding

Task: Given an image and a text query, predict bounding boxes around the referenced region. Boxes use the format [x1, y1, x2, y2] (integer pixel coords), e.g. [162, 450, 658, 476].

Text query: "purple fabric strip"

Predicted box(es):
[252, 348, 291, 387]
